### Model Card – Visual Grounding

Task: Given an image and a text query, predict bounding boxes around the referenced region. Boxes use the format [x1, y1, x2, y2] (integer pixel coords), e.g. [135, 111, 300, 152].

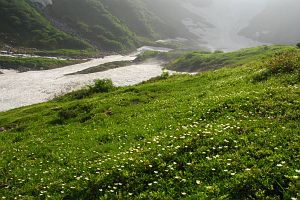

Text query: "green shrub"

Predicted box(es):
[90, 79, 115, 93]
[297, 43, 300, 48]
[161, 69, 170, 79]
[57, 79, 115, 100]
[253, 51, 300, 81]
[267, 51, 299, 73]
[214, 50, 224, 53]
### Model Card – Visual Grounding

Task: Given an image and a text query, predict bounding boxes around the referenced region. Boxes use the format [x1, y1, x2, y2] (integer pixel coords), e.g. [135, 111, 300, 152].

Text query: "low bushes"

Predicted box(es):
[59, 79, 116, 100]
[253, 50, 300, 82]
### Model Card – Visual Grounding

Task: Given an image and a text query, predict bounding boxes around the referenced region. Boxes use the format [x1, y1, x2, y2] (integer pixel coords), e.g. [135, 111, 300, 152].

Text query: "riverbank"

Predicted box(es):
[0, 56, 86, 72]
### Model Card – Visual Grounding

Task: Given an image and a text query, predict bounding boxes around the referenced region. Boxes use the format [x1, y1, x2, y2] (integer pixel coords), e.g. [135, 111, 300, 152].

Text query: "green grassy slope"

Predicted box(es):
[0, 0, 91, 50]
[168, 45, 297, 72]
[0, 47, 299, 199]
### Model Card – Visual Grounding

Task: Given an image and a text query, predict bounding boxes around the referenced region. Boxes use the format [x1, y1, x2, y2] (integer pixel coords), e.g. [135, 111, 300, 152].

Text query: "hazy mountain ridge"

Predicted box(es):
[240, 0, 300, 44]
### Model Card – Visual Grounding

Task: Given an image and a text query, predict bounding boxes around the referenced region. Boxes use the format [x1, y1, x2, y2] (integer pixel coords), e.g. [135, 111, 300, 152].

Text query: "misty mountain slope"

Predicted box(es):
[102, 0, 210, 43]
[240, 0, 300, 44]
[0, 0, 91, 50]
[143, 0, 209, 40]
[2, 0, 211, 52]
[44, 0, 140, 52]
[102, 0, 175, 39]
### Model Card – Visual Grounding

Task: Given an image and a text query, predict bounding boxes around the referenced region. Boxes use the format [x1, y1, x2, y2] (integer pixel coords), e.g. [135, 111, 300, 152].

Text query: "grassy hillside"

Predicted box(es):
[0, 0, 91, 50]
[168, 45, 298, 72]
[0, 47, 299, 199]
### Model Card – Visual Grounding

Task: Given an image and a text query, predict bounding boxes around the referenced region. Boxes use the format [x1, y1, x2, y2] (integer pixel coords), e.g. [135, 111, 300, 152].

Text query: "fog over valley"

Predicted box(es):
[181, 0, 271, 51]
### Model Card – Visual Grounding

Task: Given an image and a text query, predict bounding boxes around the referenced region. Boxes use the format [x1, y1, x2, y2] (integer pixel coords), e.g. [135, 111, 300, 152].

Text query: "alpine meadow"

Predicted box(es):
[0, 0, 299, 199]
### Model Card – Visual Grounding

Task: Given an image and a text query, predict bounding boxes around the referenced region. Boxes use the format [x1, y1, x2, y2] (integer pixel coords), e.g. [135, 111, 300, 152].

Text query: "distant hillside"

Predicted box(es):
[0, 0, 91, 50]
[240, 0, 300, 44]
[0, 0, 146, 52]
[43, 0, 141, 52]
[167, 45, 297, 72]
[0, 0, 210, 52]
[102, 0, 175, 39]
[102, 0, 205, 41]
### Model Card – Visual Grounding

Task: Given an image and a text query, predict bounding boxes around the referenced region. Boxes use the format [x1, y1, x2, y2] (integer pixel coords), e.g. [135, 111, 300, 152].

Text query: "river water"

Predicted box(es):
[0, 47, 170, 112]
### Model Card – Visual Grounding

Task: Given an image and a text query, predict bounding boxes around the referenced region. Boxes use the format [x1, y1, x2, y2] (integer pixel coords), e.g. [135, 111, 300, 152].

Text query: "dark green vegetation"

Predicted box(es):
[0, 0, 206, 53]
[0, 56, 84, 72]
[44, 0, 203, 52]
[30, 49, 103, 59]
[0, 0, 194, 53]
[297, 43, 300, 48]
[0, 0, 91, 50]
[25, 48, 99, 59]
[56, 79, 116, 100]
[168, 45, 297, 72]
[68, 61, 133, 75]
[0, 46, 300, 199]
[135, 50, 185, 63]
[0, 0, 142, 53]
[45, 0, 140, 52]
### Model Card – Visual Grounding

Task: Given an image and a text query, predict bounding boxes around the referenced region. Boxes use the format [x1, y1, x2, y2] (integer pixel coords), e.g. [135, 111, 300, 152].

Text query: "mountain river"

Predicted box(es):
[0, 46, 171, 112]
